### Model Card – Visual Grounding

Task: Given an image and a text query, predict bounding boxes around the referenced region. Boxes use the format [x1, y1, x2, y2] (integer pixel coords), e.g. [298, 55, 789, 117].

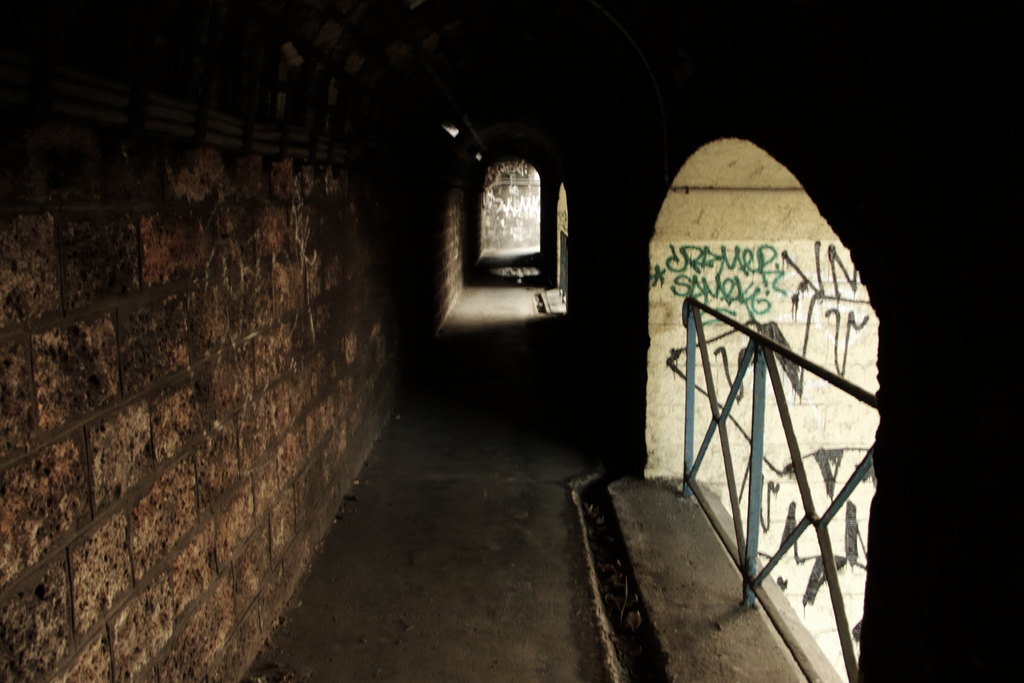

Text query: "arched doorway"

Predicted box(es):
[479, 158, 542, 279]
[646, 139, 879, 680]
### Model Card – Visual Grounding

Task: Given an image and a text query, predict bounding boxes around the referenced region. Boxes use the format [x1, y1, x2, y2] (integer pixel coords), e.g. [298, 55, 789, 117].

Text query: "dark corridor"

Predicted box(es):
[0, 1, 1017, 681]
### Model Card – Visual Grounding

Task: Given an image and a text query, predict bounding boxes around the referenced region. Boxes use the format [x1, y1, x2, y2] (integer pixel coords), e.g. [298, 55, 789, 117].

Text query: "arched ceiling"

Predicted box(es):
[1, 0, 1015, 225]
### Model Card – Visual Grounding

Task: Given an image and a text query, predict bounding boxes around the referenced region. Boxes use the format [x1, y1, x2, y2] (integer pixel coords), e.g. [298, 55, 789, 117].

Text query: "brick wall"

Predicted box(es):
[0, 123, 397, 682]
[434, 186, 465, 332]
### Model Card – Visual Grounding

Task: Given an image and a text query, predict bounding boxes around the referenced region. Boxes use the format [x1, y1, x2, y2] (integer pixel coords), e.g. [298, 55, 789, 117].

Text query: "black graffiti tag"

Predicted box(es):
[783, 242, 871, 378]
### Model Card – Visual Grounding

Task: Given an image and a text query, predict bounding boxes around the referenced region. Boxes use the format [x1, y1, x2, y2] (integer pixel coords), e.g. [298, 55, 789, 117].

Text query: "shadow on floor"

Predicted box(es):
[244, 286, 610, 683]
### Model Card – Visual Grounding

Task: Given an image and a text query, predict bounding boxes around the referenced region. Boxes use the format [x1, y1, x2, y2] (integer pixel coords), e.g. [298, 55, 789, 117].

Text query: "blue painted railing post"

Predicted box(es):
[683, 303, 696, 497]
[743, 345, 767, 606]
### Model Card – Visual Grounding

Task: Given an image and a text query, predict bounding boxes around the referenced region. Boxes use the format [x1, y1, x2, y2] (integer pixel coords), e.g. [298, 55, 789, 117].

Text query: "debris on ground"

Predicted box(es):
[581, 491, 668, 682]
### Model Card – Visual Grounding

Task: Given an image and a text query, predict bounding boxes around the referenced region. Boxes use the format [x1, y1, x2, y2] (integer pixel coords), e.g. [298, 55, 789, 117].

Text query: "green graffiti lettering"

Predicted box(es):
[657, 243, 788, 320]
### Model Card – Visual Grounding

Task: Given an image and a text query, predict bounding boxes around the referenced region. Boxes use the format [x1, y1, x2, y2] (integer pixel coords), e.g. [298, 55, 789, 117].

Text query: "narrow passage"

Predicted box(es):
[245, 287, 610, 682]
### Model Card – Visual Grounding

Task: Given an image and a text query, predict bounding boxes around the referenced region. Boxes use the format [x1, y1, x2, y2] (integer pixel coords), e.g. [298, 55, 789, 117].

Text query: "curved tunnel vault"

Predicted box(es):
[0, 1, 1015, 681]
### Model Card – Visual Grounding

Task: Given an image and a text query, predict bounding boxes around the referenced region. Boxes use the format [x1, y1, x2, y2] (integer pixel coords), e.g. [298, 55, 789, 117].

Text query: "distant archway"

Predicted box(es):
[481, 158, 541, 258]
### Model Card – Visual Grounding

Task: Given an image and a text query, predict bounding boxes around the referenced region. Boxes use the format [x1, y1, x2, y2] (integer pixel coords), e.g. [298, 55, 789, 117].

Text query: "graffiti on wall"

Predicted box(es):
[650, 244, 787, 320]
[654, 240, 876, 661]
[655, 242, 871, 379]
[481, 158, 541, 250]
[484, 158, 537, 184]
[783, 242, 870, 379]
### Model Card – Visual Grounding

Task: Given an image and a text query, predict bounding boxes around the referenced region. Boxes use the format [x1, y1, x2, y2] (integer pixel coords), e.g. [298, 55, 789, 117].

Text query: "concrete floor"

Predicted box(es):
[610, 480, 808, 683]
[245, 286, 610, 682]
[244, 282, 811, 683]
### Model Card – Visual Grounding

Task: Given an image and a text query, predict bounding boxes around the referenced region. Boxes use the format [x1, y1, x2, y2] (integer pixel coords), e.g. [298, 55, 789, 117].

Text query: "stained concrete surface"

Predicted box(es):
[245, 285, 611, 682]
[610, 479, 806, 683]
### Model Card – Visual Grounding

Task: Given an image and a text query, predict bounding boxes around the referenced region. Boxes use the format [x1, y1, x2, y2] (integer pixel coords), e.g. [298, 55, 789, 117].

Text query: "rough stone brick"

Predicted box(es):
[165, 148, 227, 203]
[238, 261, 273, 335]
[0, 438, 87, 591]
[210, 603, 261, 683]
[70, 512, 132, 636]
[171, 518, 216, 617]
[195, 422, 240, 511]
[204, 346, 253, 421]
[293, 462, 322, 528]
[287, 536, 311, 594]
[120, 294, 189, 396]
[269, 489, 295, 561]
[254, 207, 289, 258]
[56, 631, 111, 683]
[323, 166, 347, 199]
[316, 444, 332, 492]
[251, 457, 279, 519]
[307, 353, 328, 400]
[343, 331, 358, 366]
[318, 395, 337, 444]
[305, 248, 323, 301]
[253, 325, 291, 388]
[269, 159, 295, 202]
[0, 558, 71, 683]
[88, 402, 155, 510]
[110, 573, 172, 683]
[60, 213, 140, 311]
[294, 370, 313, 412]
[338, 376, 354, 412]
[22, 124, 102, 203]
[289, 309, 314, 359]
[0, 336, 36, 458]
[297, 166, 316, 199]
[311, 301, 333, 352]
[139, 213, 210, 286]
[161, 574, 234, 681]
[323, 254, 342, 291]
[336, 420, 349, 459]
[187, 280, 231, 360]
[33, 316, 119, 431]
[149, 381, 200, 462]
[237, 393, 271, 471]
[215, 482, 254, 566]
[102, 139, 162, 202]
[272, 258, 304, 319]
[233, 156, 265, 201]
[303, 403, 323, 453]
[0, 213, 60, 326]
[131, 460, 197, 579]
[259, 561, 287, 625]
[233, 525, 268, 615]
[214, 204, 254, 243]
[268, 379, 297, 437]
[276, 430, 305, 487]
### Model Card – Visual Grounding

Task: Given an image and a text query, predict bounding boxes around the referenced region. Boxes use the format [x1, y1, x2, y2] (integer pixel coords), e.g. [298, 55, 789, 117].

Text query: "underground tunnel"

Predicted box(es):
[0, 1, 1017, 681]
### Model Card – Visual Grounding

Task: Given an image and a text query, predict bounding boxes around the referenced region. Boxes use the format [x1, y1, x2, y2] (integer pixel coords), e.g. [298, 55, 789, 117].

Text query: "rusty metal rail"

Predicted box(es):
[680, 298, 876, 683]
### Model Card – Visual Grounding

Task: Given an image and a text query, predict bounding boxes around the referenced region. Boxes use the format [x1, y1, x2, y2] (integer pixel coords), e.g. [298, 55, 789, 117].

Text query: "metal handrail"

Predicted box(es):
[680, 297, 876, 683]
[683, 299, 877, 408]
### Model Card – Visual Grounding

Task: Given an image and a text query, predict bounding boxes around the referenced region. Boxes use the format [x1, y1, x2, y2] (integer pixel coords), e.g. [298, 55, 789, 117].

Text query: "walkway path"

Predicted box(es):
[245, 286, 611, 682]
[244, 284, 812, 683]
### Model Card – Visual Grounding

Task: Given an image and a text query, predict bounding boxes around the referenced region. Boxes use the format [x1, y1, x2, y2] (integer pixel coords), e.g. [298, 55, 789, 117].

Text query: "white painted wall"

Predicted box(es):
[646, 139, 878, 678]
